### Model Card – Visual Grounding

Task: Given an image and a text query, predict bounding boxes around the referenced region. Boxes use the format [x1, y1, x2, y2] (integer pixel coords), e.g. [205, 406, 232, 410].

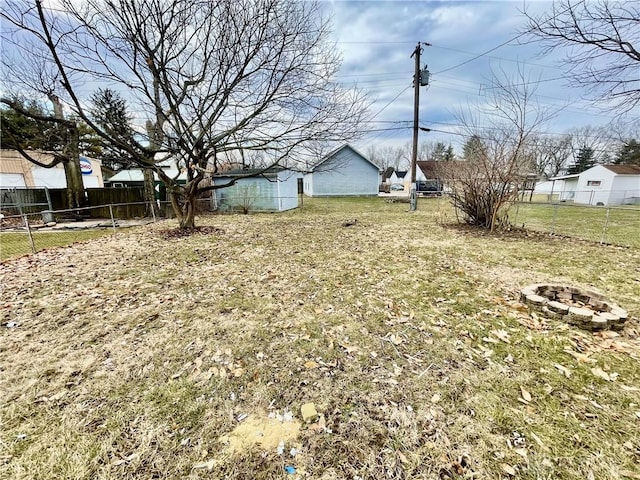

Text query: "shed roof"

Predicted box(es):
[550, 173, 580, 181]
[602, 164, 640, 175]
[214, 166, 287, 177]
[311, 144, 380, 172]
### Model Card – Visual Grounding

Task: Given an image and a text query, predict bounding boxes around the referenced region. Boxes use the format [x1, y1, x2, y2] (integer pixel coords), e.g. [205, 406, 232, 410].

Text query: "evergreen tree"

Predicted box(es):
[90, 88, 137, 171]
[444, 144, 455, 161]
[614, 139, 640, 166]
[567, 146, 595, 174]
[0, 101, 64, 151]
[463, 135, 486, 162]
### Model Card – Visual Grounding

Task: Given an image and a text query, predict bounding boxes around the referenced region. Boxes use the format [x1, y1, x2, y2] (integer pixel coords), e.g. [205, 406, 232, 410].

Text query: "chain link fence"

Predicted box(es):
[512, 201, 640, 248]
[0, 201, 164, 261]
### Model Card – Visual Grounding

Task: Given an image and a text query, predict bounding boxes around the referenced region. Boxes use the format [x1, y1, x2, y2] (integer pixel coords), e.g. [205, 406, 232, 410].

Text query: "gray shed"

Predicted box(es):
[303, 144, 380, 197]
[213, 167, 299, 212]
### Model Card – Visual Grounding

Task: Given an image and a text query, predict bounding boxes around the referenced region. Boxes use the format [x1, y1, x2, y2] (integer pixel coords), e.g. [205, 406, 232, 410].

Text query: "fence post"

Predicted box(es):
[600, 208, 611, 244]
[109, 205, 117, 233]
[44, 187, 52, 211]
[550, 203, 558, 235]
[150, 201, 156, 222]
[23, 214, 36, 254]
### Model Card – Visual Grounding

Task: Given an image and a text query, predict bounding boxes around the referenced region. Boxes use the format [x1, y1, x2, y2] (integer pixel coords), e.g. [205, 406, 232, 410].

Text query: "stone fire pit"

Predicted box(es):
[520, 284, 628, 331]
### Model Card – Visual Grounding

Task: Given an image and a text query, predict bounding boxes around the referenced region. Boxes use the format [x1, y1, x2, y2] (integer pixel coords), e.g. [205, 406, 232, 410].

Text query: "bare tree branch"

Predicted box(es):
[522, 0, 640, 113]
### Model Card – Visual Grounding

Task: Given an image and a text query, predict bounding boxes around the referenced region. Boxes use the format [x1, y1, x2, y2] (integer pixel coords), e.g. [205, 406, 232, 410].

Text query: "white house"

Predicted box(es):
[0, 149, 104, 188]
[303, 144, 380, 196]
[551, 165, 640, 205]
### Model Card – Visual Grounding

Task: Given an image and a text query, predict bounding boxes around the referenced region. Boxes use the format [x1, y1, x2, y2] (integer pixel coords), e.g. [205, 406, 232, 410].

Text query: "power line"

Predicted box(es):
[430, 1, 586, 76]
[430, 44, 559, 71]
[420, 124, 625, 155]
[432, 33, 528, 75]
[369, 85, 412, 121]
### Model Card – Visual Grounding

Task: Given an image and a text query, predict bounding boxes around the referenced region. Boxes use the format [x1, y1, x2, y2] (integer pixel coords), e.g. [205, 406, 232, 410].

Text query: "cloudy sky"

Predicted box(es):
[323, 0, 633, 156]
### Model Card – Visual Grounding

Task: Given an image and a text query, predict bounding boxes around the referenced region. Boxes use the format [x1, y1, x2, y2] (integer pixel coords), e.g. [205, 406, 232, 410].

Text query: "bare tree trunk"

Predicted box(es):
[50, 94, 85, 209]
[142, 168, 158, 217]
[180, 194, 197, 229]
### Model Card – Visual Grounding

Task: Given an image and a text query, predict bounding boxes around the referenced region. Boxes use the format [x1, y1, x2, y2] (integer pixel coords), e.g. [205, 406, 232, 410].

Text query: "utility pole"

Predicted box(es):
[409, 42, 429, 210]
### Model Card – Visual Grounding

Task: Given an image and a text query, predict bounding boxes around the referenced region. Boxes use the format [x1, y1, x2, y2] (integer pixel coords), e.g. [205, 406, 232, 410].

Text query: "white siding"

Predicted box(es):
[32, 166, 67, 188]
[214, 170, 298, 212]
[306, 145, 379, 196]
[610, 175, 640, 205]
[0, 173, 27, 188]
[276, 171, 299, 211]
[559, 178, 578, 201]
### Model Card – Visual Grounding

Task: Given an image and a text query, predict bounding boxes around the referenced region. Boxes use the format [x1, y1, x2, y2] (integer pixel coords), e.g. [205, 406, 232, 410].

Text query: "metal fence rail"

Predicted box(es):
[0, 201, 163, 261]
[512, 201, 639, 248]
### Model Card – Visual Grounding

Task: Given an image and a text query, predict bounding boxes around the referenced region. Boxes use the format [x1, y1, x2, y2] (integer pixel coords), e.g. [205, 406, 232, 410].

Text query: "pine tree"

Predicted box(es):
[567, 147, 595, 174]
[614, 139, 640, 166]
[90, 89, 136, 171]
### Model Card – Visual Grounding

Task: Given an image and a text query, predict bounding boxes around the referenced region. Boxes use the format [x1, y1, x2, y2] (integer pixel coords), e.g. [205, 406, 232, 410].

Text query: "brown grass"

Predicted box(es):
[1, 197, 639, 479]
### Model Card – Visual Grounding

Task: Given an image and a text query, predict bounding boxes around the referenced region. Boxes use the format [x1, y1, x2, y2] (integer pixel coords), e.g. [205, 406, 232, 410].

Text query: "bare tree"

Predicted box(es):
[523, 0, 640, 113]
[567, 125, 611, 164]
[526, 134, 573, 178]
[438, 67, 555, 230]
[1, 0, 369, 229]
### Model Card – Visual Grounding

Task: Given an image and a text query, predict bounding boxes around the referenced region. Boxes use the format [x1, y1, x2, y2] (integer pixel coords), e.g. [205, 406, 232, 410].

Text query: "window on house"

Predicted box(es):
[587, 180, 601, 186]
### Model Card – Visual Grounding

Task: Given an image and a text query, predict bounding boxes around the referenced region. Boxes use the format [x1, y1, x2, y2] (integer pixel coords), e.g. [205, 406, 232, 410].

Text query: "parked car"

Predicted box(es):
[390, 184, 404, 191]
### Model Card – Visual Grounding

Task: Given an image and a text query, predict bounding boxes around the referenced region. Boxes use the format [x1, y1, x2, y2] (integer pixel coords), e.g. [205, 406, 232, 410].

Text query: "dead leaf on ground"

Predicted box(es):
[554, 363, 572, 378]
[591, 367, 612, 382]
[520, 386, 532, 403]
[530, 432, 550, 452]
[491, 329, 511, 343]
[501, 463, 516, 476]
[513, 448, 528, 460]
[193, 459, 218, 470]
[564, 348, 596, 364]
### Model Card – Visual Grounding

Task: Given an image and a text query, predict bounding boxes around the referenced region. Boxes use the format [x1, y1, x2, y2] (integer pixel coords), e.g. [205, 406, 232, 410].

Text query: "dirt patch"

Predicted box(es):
[218, 413, 301, 454]
[161, 225, 224, 239]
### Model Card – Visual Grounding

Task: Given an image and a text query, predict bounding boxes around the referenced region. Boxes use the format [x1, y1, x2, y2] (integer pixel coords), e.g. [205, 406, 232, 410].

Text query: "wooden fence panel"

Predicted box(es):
[1, 187, 148, 218]
[85, 188, 146, 218]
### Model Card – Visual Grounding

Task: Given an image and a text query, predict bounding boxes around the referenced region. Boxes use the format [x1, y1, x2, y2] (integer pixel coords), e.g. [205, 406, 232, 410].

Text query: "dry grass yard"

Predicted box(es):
[1, 197, 639, 479]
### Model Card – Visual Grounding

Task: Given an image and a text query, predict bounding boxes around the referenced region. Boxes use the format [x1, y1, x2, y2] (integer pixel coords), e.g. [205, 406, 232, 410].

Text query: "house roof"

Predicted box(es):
[416, 160, 468, 179]
[602, 164, 640, 175]
[550, 173, 580, 181]
[106, 165, 185, 182]
[550, 164, 640, 181]
[213, 166, 287, 177]
[395, 170, 407, 179]
[310, 144, 380, 172]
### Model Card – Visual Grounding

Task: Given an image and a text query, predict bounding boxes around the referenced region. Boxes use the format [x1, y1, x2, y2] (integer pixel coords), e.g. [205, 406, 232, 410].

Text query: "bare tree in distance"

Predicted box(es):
[438, 67, 556, 231]
[1, 0, 369, 229]
[523, 0, 640, 113]
[526, 134, 573, 179]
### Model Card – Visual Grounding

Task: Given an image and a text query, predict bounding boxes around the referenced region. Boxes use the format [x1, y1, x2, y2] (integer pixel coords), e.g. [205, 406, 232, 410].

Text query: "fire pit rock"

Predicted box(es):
[520, 284, 628, 332]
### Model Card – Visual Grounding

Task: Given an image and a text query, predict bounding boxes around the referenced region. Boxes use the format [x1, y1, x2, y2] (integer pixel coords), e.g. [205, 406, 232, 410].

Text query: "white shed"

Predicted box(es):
[552, 165, 640, 205]
[303, 144, 380, 197]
